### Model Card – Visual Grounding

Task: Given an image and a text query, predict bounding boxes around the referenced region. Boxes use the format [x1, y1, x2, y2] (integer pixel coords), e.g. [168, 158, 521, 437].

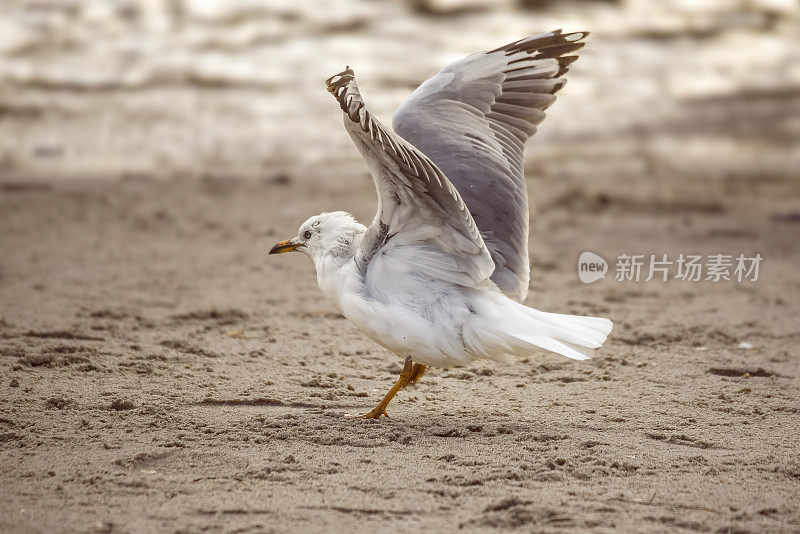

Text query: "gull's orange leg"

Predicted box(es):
[346, 356, 414, 419]
[409, 363, 427, 385]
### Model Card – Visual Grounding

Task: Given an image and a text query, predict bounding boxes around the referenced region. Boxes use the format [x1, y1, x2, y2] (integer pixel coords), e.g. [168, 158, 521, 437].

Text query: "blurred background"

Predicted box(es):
[2, 4, 800, 531]
[1, 0, 798, 186]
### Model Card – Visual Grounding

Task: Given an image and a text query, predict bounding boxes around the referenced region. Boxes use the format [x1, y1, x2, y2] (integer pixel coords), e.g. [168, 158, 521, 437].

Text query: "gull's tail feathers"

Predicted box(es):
[463, 295, 612, 363]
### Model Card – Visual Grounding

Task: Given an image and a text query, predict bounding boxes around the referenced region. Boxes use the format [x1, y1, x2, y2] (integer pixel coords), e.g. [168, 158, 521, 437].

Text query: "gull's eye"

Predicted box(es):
[303, 230, 312, 240]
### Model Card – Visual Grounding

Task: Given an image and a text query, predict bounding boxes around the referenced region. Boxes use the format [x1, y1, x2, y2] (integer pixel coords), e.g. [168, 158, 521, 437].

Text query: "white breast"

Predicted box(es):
[317, 255, 477, 367]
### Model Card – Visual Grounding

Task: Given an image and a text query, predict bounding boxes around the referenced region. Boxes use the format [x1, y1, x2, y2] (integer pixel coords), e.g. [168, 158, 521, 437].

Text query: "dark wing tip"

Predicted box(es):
[493, 30, 589, 79]
[325, 66, 364, 119]
[493, 29, 589, 56]
[325, 66, 354, 94]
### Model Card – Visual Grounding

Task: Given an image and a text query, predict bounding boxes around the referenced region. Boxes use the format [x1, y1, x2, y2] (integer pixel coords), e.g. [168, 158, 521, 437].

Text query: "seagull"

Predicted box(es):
[269, 30, 612, 419]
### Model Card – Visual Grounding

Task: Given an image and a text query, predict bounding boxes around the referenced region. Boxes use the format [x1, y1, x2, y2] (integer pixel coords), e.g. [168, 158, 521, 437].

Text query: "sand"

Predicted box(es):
[1, 0, 799, 532]
[1, 163, 799, 532]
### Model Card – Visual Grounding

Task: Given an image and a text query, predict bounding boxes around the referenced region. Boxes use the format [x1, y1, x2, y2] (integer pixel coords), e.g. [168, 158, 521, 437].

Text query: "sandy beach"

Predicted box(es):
[1, 1, 799, 532]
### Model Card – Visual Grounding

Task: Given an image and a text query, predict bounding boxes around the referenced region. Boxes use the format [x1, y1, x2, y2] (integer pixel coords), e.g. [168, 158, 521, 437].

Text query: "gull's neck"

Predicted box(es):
[310, 225, 365, 266]
[312, 226, 365, 303]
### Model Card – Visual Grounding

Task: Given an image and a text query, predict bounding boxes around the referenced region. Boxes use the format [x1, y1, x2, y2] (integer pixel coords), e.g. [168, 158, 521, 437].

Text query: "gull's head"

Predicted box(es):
[269, 211, 365, 262]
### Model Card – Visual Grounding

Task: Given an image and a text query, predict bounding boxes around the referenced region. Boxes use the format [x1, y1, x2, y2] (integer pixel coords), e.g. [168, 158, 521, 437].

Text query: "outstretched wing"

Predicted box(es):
[392, 30, 588, 301]
[326, 68, 495, 292]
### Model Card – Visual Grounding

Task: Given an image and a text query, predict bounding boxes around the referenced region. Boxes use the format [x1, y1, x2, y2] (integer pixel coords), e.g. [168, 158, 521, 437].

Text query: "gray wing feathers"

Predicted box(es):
[325, 68, 495, 288]
[392, 30, 587, 301]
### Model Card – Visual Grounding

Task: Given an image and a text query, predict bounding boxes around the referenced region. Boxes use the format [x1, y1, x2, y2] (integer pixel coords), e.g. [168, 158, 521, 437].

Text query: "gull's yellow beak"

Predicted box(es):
[269, 238, 301, 255]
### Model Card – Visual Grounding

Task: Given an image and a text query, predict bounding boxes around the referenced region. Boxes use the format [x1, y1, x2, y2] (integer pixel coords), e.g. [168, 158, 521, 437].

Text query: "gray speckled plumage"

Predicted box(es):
[326, 67, 496, 290]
